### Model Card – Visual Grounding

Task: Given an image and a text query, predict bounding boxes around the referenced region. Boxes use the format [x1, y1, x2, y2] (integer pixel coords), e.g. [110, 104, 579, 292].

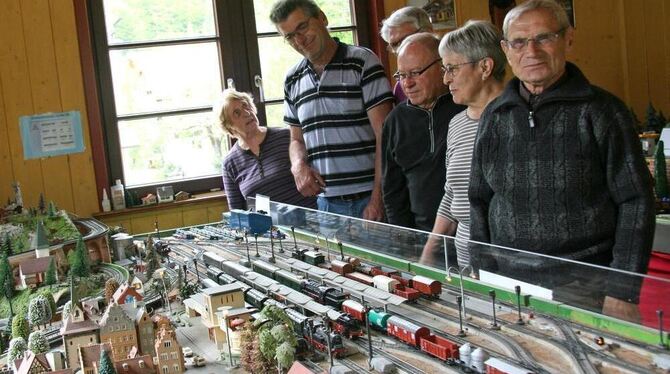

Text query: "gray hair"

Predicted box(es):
[398, 32, 441, 59]
[213, 89, 257, 137]
[380, 6, 432, 43]
[502, 0, 570, 37]
[270, 0, 321, 24]
[439, 20, 506, 81]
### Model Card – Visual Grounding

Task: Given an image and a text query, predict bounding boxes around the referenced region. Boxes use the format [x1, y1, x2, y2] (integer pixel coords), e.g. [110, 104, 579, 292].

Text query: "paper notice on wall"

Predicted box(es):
[20, 111, 85, 159]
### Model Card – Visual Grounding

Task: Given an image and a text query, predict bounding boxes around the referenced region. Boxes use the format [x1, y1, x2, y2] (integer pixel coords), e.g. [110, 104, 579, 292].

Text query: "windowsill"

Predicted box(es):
[92, 190, 226, 219]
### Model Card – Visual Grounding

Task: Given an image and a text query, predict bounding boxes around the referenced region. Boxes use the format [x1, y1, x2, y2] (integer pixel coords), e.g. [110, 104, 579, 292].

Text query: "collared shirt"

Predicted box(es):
[283, 40, 393, 197]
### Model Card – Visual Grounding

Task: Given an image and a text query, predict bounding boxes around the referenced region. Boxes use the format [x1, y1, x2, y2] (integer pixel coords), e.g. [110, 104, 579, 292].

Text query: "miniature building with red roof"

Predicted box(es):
[112, 282, 144, 305]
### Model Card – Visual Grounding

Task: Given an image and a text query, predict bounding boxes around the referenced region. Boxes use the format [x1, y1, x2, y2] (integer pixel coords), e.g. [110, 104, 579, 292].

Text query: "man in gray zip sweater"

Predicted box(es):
[382, 33, 465, 232]
[469, 0, 655, 322]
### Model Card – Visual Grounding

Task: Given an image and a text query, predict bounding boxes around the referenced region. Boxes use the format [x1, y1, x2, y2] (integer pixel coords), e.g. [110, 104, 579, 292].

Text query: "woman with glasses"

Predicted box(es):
[420, 20, 506, 267]
[215, 89, 316, 211]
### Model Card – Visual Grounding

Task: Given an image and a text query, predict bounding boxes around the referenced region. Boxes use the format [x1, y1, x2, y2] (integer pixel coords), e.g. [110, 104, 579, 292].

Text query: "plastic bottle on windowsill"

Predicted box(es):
[111, 179, 126, 211]
[101, 188, 111, 212]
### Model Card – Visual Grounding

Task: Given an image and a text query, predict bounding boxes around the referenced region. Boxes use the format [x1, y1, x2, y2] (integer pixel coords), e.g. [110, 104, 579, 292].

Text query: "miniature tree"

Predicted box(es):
[39, 290, 57, 324]
[27, 330, 49, 354]
[1, 233, 11, 256]
[275, 341, 296, 372]
[8, 337, 27, 362]
[630, 106, 643, 133]
[99, 348, 118, 374]
[0, 253, 14, 302]
[47, 201, 57, 217]
[104, 278, 120, 302]
[62, 301, 72, 318]
[44, 258, 57, 287]
[646, 103, 664, 133]
[244, 304, 297, 372]
[11, 315, 28, 340]
[239, 322, 256, 372]
[179, 278, 199, 300]
[68, 236, 90, 278]
[28, 295, 52, 329]
[176, 267, 184, 290]
[144, 236, 160, 280]
[38, 193, 46, 215]
[656, 141, 669, 199]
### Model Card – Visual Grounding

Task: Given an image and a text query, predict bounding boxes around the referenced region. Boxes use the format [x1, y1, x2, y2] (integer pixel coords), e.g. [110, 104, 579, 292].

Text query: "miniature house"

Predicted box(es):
[99, 301, 139, 361]
[154, 323, 185, 374]
[18, 256, 56, 289]
[112, 282, 144, 305]
[78, 342, 112, 374]
[184, 283, 245, 350]
[60, 302, 100, 370]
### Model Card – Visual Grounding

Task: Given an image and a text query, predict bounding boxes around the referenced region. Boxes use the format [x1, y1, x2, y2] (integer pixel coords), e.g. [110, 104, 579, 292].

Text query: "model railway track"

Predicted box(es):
[352, 339, 426, 374]
[391, 302, 546, 373]
[339, 356, 370, 373]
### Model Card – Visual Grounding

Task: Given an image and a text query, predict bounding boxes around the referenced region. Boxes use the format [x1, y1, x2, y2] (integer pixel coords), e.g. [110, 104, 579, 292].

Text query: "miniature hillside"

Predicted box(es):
[1, 203, 80, 255]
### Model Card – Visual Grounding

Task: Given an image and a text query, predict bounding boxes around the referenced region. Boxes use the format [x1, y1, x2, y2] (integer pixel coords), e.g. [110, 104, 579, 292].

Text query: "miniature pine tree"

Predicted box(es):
[630, 106, 643, 133]
[176, 267, 184, 290]
[655, 141, 669, 198]
[27, 330, 49, 354]
[62, 301, 72, 318]
[11, 315, 28, 341]
[47, 201, 57, 217]
[0, 253, 14, 300]
[104, 278, 120, 303]
[38, 193, 46, 215]
[646, 103, 663, 133]
[99, 348, 118, 374]
[68, 236, 90, 278]
[3, 234, 12, 256]
[8, 337, 27, 363]
[45, 258, 57, 287]
[239, 322, 256, 372]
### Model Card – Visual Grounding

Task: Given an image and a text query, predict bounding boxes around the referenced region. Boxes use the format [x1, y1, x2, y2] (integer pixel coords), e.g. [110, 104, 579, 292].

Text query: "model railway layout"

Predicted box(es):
[159, 220, 670, 374]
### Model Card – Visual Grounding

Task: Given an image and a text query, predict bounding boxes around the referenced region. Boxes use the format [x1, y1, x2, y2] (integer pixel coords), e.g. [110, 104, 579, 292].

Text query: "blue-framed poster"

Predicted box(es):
[20, 111, 85, 160]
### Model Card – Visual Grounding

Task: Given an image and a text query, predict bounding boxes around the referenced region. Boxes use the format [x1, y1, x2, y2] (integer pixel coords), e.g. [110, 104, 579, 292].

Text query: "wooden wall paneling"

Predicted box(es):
[643, 0, 670, 116]
[130, 213, 159, 235]
[619, 0, 648, 117]
[49, 0, 98, 216]
[454, 0, 489, 25]
[567, 1, 624, 100]
[182, 206, 210, 227]
[21, 0, 75, 212]
[207, 203, 227, 223]
[0, 0, 45, 208]
[154, 210, 183, 232]
[0, 75, 15, 201]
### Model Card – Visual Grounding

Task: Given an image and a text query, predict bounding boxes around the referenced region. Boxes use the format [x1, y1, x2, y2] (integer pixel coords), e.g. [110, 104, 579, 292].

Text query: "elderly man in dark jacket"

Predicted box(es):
[469, 0, 655, 321]
[382, 33, 464, 232]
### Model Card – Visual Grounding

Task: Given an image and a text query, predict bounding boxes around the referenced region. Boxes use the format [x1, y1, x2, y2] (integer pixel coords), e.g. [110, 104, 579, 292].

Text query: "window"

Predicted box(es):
[162, 366, 168, 374]
[88, 0, 372, 195]
[173, 364, 180, 372]
[164, 340, 171, 348]
[161, 353, 168, 361]
[171, 352, 177, 360]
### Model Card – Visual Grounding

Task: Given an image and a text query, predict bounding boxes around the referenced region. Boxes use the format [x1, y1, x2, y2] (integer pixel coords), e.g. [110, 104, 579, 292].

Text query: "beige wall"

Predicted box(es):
[1, 0, 668, 217]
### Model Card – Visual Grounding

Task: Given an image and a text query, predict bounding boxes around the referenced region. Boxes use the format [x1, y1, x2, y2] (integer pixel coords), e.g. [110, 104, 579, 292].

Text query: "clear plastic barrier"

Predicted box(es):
[245, 198, 670, 337]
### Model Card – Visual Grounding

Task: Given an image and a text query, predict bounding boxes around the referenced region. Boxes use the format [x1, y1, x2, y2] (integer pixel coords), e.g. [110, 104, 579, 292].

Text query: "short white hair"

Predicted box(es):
[503, 0, 570, 38]
[380, 6, 432, 43]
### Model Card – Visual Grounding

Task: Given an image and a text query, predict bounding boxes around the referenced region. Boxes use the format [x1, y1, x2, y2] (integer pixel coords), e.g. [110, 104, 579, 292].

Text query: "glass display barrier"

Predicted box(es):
[246, 197, 670, 347]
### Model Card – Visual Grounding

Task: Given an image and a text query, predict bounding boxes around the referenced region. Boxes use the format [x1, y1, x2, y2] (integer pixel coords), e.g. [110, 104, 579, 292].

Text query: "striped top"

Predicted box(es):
[222, 128, 316, 210]
[283, 41, 393, 197]
[437, 110, 479, 266]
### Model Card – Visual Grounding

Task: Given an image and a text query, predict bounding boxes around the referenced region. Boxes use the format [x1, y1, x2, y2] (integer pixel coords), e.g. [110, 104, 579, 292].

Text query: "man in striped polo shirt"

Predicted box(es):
[270, 0, 394, 220]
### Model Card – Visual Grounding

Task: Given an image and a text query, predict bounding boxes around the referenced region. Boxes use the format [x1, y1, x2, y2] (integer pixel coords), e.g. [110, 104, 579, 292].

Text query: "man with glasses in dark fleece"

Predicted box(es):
[382, 33, 464, 232]
[469, 0, 654, 321]
[270, 0, 393, 221]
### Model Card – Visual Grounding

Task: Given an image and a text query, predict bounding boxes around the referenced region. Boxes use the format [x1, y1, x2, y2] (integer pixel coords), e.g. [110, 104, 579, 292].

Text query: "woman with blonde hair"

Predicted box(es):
[215, 89, 315, 210]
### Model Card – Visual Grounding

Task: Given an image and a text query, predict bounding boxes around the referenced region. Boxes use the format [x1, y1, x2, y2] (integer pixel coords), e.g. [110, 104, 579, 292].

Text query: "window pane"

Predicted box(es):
[264, 103, 287, 128]
[257, 36, 303, 101]
[118, 113, 227, 187]
[103, 0, 215, 44]
[110, 43, 222, 115]
[332, 30, 355, 46]
[254, 0, 353, 34]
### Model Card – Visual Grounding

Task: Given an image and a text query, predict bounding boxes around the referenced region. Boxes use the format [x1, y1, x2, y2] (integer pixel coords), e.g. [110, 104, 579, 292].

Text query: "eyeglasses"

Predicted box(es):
[283, 17, 312, 44]
[441, 60, 480, 77]
[503, 28, 566, 50]
[393, 58, 441, 81]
